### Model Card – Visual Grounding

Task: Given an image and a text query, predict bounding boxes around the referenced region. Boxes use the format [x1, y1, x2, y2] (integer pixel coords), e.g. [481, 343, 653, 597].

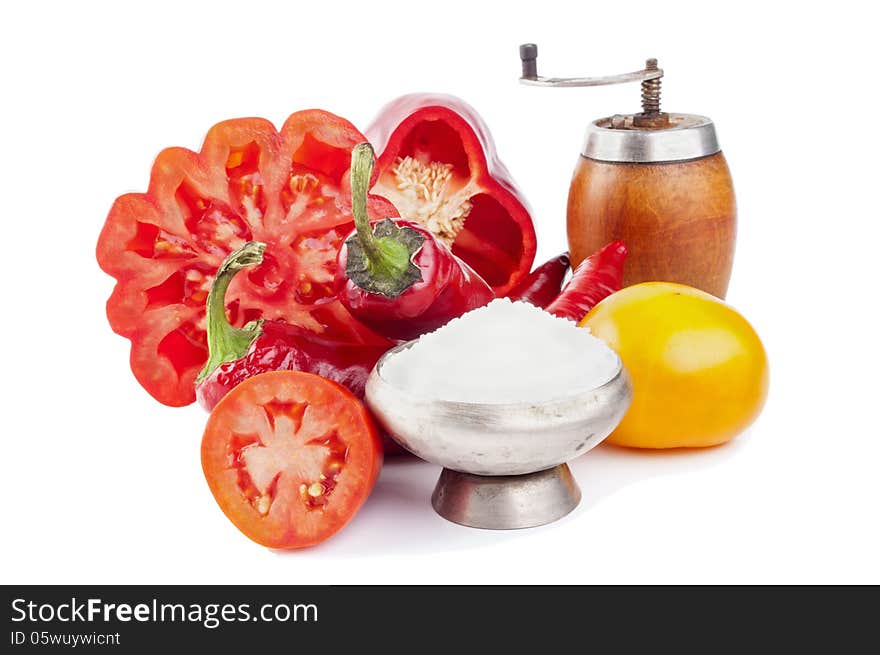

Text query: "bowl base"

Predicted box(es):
[430, 464, 581, 530]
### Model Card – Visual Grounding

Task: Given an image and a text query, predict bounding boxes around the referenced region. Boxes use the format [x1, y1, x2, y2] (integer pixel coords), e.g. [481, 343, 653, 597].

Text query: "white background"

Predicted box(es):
[2, 1, 877, 584]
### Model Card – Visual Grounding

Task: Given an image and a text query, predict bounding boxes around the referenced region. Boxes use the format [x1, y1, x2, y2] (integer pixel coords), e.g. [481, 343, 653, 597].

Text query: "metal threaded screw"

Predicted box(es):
[641, 58, 661, 115]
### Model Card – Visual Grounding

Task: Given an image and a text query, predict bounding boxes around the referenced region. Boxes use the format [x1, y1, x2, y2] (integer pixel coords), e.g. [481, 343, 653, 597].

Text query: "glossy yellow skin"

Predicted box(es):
[580, 282, 768, 449]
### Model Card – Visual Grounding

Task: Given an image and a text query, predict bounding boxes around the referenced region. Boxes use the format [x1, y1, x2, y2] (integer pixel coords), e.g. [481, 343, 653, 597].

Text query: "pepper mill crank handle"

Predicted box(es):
[518, 43, 662, 88]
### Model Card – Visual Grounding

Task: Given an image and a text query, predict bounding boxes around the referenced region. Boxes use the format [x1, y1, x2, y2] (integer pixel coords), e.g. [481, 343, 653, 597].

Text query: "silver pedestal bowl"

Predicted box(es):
[365, 341, 633, 529]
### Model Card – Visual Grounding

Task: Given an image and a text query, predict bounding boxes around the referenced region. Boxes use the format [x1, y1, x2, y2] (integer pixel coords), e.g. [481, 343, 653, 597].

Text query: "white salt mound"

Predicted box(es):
[381, 298, 620, 404]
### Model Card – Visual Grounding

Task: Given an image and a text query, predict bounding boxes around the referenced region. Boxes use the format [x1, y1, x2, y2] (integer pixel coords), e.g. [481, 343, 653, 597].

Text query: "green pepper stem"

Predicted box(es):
[195, 241, 266, 384]
[350, 143, 383, 261]
[348, 142, 416, 285]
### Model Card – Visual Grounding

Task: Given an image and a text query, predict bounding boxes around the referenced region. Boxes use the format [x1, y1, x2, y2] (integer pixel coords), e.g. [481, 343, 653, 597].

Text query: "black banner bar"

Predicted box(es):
[2, 586, 876, 650]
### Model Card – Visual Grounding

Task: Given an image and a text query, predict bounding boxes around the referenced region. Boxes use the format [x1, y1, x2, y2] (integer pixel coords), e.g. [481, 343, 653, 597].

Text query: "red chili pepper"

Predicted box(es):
[195, 242, 391, 411]
[366, 94, 537, 296]
[336, 143, 495, 342]
[546, 241, 628, 322]
[507, 252, 571, 309]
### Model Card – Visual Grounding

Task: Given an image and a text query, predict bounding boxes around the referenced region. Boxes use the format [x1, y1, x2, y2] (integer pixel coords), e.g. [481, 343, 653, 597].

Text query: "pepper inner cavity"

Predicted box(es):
[379, 156, 473, 246]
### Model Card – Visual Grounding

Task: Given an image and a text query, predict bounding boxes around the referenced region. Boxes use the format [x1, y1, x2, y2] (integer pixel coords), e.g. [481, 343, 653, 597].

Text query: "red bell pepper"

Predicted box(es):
[508, 252, 571, 309]
[546, 241, 628, 322]
[336, 143, 495, 342]
[195, 241, 391, 411]
[366, 94, 537, 296]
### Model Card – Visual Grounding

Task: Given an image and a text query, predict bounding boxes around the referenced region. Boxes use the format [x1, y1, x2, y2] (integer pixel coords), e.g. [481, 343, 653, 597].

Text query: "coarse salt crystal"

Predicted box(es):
[380, 298, 620, 404]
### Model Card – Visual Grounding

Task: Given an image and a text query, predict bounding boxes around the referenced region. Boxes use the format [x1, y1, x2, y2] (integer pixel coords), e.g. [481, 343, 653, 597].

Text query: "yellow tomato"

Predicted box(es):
[580, 282, 768, 449]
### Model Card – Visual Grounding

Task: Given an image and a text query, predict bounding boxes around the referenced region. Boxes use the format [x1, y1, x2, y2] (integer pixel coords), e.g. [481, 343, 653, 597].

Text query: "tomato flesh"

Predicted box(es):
[97, 112, 397, 407]
[202, 371, 382, 549]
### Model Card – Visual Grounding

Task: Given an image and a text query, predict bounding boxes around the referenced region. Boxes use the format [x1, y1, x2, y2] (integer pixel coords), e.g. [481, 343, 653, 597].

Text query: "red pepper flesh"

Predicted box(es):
[546, 241, 628, 322]
[195, 242, 390, 411]
[367, 94, 537, 296]
[508, 252, 571, 309]
[337, 143, 495, 342]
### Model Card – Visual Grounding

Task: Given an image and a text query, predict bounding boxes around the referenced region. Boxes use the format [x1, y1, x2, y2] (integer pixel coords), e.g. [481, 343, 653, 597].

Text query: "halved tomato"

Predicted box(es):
[97, 111, 397, 407]
[201, 371, 382, 549]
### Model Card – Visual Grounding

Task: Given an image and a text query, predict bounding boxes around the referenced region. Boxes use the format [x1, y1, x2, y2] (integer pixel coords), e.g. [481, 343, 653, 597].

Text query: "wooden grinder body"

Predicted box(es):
[567, 152, 736, 299]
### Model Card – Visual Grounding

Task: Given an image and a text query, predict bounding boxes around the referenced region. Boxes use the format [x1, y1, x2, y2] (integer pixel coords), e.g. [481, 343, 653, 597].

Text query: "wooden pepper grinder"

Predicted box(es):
[519, 44, 736, 298]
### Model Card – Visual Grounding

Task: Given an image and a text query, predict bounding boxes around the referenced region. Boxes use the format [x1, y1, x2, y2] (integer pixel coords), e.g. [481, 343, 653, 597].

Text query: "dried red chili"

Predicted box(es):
[546, 241, 628, 322]
[508, 252, 571, 309]
[336, 143, 495, 342]
[195, 242, 391, 411]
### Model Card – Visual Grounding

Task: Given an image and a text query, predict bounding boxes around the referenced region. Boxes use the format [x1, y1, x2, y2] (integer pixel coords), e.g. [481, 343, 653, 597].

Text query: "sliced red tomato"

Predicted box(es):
[202, 371, 382, 549]
[97, 111, 397, 407]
